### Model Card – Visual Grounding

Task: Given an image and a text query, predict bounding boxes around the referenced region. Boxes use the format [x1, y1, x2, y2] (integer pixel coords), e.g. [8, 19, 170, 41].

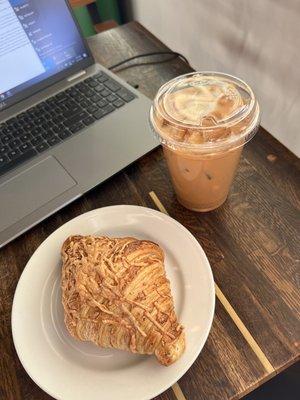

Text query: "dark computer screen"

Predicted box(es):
[0, 0, 90, 107]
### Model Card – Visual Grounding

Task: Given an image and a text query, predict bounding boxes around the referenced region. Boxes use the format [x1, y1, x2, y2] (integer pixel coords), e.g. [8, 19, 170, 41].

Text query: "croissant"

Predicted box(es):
[61, 235, 185, 365]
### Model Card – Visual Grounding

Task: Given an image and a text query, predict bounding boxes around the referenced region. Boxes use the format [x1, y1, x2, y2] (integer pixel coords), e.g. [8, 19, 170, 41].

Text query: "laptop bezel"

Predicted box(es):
[0, 0, 95, 113]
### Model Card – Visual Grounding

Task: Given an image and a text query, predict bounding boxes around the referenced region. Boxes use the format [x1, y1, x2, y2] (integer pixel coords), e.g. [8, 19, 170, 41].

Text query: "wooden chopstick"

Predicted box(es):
[149, 190, 275, 381]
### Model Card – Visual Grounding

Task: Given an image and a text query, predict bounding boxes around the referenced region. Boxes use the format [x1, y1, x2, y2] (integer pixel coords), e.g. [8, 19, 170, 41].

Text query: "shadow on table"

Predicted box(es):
[243, 362, 299, 400]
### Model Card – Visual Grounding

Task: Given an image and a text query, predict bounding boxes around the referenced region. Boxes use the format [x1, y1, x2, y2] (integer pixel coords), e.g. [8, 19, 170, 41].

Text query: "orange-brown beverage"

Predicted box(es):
[150, 72, 260, 211]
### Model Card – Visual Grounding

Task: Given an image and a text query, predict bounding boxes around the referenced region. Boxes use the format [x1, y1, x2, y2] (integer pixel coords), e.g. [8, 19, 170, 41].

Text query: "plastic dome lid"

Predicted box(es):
[150, 72, 260, 152]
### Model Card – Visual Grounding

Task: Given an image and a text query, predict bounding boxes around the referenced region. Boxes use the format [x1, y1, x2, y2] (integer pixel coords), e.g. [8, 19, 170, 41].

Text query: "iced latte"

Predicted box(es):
[150, 72, 260, 211]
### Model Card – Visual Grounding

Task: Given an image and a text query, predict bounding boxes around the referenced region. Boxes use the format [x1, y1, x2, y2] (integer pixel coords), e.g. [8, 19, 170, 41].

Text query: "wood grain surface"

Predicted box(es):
[1, 21, 299, 400]
[69, 0, 95, 8]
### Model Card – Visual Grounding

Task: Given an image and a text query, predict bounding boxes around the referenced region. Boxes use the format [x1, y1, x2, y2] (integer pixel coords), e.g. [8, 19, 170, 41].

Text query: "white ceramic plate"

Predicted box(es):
[12, 205, 215, 400]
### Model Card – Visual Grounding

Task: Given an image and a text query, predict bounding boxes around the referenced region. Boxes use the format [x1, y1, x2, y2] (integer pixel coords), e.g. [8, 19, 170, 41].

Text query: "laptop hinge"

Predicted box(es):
[67, 70, 87, 82]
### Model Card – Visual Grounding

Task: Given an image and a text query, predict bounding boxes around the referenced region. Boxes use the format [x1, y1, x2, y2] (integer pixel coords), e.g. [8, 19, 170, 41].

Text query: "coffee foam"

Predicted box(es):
[167, 76, 244, 120]
[151, 73, 260, 152]
[155, 76, 248, 145]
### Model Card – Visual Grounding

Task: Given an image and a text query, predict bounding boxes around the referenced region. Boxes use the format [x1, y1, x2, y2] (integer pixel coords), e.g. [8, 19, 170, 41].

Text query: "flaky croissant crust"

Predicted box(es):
[61, 235, 185, 365]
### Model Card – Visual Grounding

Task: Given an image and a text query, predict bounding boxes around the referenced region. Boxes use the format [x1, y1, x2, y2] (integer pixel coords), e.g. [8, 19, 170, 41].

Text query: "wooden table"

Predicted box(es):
[1, 22, 299, 400]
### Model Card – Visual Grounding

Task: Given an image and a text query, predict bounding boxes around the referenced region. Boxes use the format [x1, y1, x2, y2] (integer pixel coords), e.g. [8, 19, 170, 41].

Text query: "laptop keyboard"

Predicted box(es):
[0, 72, 136, 177]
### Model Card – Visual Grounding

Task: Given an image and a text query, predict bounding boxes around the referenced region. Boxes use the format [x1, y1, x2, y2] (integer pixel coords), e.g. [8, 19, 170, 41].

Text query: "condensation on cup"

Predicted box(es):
[150, 72, 260, 212]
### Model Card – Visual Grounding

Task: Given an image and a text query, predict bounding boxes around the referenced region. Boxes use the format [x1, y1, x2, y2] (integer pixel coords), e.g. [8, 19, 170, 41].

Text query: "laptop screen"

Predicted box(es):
[0, 0, 91, 109]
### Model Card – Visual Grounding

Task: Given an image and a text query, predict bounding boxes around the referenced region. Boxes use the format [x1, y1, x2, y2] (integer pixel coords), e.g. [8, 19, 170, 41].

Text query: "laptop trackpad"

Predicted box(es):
[0, 156, 76, 232]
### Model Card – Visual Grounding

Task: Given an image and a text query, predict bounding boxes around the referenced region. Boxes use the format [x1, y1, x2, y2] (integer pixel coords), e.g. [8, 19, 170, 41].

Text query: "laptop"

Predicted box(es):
[0, 0, 157, 248]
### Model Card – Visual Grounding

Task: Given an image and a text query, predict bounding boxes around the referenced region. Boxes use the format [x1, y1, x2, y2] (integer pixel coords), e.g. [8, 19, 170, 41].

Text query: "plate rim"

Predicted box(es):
[12, 205, 215, 400]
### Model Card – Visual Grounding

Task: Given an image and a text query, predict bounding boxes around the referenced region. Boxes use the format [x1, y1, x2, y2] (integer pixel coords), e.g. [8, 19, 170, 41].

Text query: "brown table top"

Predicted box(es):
[1, 21, 299, 400]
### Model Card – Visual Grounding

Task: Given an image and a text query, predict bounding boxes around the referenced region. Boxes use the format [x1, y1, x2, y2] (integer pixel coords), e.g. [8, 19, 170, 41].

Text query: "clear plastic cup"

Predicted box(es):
[149, 72, 260, 212]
